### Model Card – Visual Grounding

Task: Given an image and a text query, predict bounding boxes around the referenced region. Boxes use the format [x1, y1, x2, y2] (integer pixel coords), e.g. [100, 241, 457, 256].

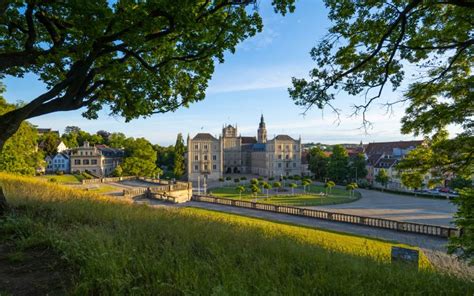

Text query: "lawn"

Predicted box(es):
[209, 185, 358, 206]
[0, 173, 472, 295]
[84, 184, 121, 194]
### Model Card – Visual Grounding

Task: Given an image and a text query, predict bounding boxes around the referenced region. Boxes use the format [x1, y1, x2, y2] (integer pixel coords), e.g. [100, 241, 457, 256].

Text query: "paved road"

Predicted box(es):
[308, 189, 457, 227]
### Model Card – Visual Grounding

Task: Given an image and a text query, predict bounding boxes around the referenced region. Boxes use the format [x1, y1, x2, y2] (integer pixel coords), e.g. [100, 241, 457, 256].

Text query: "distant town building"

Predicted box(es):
[187, 115, 303, 182]
[36, 127, 60, 137]
[364, 140, 425, 189]
[70, 141, 124, 176]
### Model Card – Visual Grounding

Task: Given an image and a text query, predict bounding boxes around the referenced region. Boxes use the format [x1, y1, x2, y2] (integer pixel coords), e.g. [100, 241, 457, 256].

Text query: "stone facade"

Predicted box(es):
[187, 133, 223, 182]
[70, 141, 124, 176]
[187, 116, 303, 181]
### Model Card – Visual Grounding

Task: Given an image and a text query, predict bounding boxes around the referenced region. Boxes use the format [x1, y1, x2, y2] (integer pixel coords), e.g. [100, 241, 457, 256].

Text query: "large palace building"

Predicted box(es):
[187, 115, 303, 182]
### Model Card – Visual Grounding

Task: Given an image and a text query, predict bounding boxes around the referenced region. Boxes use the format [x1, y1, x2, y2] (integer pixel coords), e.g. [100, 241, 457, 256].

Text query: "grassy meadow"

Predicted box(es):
[0, 173, 472, 295]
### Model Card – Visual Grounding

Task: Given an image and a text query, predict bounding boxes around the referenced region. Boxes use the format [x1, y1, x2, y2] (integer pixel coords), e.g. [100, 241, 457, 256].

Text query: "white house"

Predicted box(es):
[46, 153, 70, 173]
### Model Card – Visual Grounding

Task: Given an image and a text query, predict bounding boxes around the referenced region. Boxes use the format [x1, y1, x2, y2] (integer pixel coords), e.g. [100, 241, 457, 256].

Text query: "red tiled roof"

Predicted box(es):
[365, 140, 424, 155]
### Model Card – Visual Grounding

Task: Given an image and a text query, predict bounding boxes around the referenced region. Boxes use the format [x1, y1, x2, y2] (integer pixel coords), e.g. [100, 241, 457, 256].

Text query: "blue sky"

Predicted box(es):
[3, 1, 429, 146]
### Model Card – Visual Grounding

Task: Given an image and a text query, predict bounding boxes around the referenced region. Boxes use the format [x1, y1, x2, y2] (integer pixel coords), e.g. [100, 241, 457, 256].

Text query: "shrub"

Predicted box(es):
[48, 177, 57, 183]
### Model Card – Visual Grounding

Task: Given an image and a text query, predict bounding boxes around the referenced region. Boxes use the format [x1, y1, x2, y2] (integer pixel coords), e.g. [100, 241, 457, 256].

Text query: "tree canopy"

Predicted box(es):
[0, 96, 43, 175]
[308, 146, 328, 181]
[0, 0, 295, 148]
[327, 145, 349, 184]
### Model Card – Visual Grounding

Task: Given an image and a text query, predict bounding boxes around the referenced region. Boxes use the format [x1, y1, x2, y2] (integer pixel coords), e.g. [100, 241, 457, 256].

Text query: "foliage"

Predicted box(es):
[325, 181, 335, 194]
[346, 182, 358, 197]
[121, 137, 161, 177]
[349, 153, 368, 181]
[111, 165, 123, 177]
[226, 176, 232, 181]
[308, 146, 328, 180]
[250, 184, 260, 196]
[0, 0, 296, 148]
[108, 133, 127, 148]
[173, 133, 186, 179]
[289, 182, 297, 195]
[375, 169, 390, 188]
[401, 171, 424, 190]
[153, 144, 175, 171]
[3, 174, 470, 294]
[449, 177, 472, 191]
[327, 145, 349, 184]
[288, 0, 473, 262]
[448, 188, 474, 264]
[273, 181, 282, 189]
[38, 132, 60, 156]
[0, 98, 43, 175]
[250, 178, 258, 185]
[302, 179, 311, 192]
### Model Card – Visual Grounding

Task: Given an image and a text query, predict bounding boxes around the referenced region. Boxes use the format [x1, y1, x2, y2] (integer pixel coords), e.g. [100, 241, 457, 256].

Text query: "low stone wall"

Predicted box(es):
[123, 185, 192, 203]
[82, 176, 136, 185]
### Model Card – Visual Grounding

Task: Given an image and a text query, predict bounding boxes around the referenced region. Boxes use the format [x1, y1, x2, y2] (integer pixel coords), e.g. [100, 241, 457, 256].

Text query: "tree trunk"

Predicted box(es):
[0, 187, 8, 216]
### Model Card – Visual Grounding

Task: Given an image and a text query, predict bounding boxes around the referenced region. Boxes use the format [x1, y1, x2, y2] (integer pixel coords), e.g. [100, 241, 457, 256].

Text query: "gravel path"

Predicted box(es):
[310, 188, 457, 227]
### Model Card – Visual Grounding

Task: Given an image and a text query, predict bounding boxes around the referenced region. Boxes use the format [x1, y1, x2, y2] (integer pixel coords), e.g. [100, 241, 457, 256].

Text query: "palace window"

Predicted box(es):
[213, 164, 217, 170]
[204, 144, 208, 149]
[286, 155, 289, 159]
[194, 165, 198, 171]
[293, 163, 296, 168]
[83, 159, 90, 165]
[278, 155, 282, 160]
[278, 163, 282, 168]
[195, 155, 198, 161]
[91, 159, 97, 165]
[194, 144, 198, 150]
[74, 159, 81, 165]
[204, 155, 208, 161]
[213, 155, 217, 160]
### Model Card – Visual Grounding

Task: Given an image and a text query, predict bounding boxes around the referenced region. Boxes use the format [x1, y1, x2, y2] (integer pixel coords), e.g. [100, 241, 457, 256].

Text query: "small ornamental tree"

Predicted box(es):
[375, 169, 390, 191]
[112, 165, 123, 177]
[289, 183, 297, 195]
[346, 182, 358, 197]
[257, 177, 264, 181]
[302, 179, 311, 193]
[236, 185, 245, 200]
[250, 184, 260, 197]
[263, 182, 272, 199]
[325, 181, 335, 195]
[273, 181, 282, 191]
[234, 178, 240, 184]
[218, 177, 224, 183]
[251, 178, 259, 186]
[268, 177, 275, 181]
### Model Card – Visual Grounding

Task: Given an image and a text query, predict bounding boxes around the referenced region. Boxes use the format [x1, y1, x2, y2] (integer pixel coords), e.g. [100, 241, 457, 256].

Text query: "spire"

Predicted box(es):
[257, 114, 267, 143]
[259, 114, 266, 128]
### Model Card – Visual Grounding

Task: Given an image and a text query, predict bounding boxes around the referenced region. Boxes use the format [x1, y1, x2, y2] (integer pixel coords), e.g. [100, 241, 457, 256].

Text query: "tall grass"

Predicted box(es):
[0, 173, 472, 295]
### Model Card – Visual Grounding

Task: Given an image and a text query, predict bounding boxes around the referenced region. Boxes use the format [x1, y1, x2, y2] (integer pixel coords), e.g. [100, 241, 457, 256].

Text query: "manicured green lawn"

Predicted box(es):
[209, 186, 358, 206]
[84, 184, 121, 194]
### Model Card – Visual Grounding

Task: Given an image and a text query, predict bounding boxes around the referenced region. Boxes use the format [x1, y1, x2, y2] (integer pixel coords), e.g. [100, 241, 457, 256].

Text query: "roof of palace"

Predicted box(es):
[241, 136, 257, 144]
[274, 135, 296, 141]
[192, 133, 218, 141]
